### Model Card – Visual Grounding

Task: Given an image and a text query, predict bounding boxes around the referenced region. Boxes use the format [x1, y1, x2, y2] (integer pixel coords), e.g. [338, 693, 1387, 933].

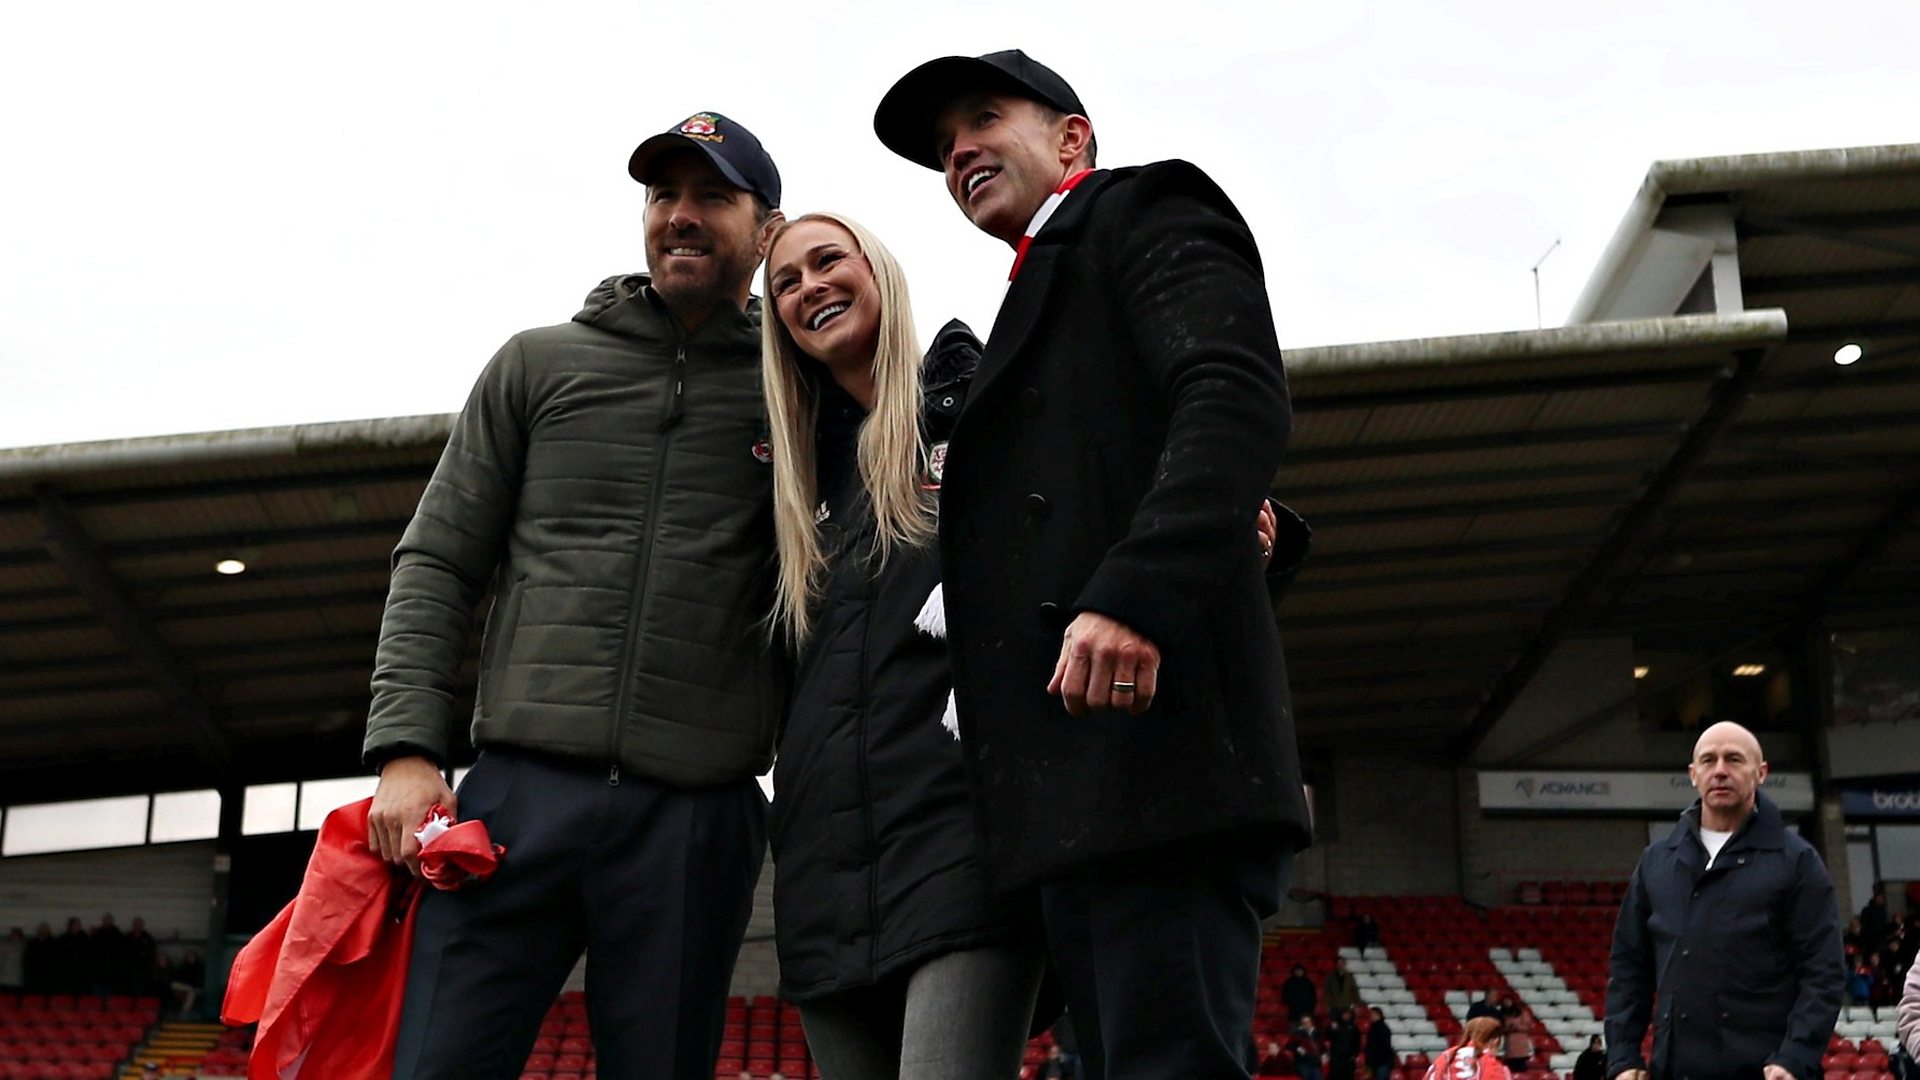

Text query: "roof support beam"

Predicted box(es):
[1276, 459, 1667, 500]
[1488, 628, 1778, 767]
[1744, 266, 1920, 296]
[1739, 212, 1920, 260]
[35, 485, 234, 778]
[1737, 207, 1920, 236]
[1282, 421, 1687, 467]
[1450, 348, 1769, 763]
[1307, 490, 1635, 528]
[1293, 364, 1730, 413]
[1795, 482, 1920, 624]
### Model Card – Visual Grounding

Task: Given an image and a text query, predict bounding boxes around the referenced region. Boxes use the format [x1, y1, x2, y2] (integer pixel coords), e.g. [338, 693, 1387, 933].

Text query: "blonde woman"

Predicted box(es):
[758, 211, 1047, 1079]
[1424, 1017, 1514, 1080]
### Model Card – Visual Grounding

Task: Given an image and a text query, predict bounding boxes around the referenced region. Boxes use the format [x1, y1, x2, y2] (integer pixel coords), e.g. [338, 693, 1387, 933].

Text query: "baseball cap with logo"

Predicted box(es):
[628, 111, 782, 208]
[874, 49, 1088, 171]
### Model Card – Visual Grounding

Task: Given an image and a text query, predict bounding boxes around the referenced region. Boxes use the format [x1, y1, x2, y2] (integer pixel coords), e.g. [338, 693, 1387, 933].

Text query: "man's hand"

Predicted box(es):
[1256, 501, 1278, 569]
[1048, 611, 1161, 717]
[368, 755, 455, 878]
[1762, 1066, 1793, 1080]
[1614, 1070, 1649, 1080]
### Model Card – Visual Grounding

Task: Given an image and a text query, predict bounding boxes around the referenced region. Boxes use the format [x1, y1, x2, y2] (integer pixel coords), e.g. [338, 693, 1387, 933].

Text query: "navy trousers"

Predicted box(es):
[1039, 829, 1294, 1080]
[391, 749, 766, 1080]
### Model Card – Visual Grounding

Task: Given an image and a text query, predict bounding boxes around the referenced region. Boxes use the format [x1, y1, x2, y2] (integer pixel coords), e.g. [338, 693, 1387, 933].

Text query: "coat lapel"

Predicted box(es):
[962, 170, 1118, 421]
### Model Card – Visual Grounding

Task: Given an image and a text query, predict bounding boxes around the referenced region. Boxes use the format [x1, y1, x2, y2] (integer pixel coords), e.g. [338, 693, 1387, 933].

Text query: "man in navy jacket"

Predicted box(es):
[1606, 721, 1843, 1080]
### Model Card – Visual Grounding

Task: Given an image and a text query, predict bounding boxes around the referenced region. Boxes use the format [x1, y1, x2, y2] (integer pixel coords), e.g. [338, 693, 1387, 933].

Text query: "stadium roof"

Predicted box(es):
[1, 142, 1916, 802]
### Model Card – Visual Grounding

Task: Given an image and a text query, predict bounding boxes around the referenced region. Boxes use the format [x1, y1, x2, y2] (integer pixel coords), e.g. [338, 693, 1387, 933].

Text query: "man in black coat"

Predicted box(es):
[875, 49, 1311, 1079]
[1606, 721, 1843, 1080]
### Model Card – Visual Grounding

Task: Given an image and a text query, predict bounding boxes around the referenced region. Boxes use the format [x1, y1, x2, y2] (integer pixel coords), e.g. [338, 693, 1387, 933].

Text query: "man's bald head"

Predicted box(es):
[1689, 720, 1769, 828]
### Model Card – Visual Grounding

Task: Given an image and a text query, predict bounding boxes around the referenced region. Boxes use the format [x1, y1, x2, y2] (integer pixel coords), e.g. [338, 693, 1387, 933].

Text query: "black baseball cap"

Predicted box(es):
[628, 111, 782, 208]
[874, 50, 1088, 171]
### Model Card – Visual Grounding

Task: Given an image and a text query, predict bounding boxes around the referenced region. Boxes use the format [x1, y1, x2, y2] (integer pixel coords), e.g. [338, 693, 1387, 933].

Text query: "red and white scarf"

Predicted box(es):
[1009, 168, 1094, 281]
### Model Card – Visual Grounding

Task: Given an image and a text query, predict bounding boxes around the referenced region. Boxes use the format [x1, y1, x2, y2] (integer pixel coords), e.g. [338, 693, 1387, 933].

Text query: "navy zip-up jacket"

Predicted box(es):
[1605, 791, 1844, 1080]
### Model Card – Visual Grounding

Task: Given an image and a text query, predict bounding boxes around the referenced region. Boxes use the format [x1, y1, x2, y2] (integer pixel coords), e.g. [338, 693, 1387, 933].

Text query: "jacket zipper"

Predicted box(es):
[607, 344, 688, 786]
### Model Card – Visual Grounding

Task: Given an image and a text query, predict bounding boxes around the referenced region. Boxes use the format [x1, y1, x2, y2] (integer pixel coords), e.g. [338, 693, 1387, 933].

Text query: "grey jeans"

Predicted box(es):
[797, 943, 1047, 1080]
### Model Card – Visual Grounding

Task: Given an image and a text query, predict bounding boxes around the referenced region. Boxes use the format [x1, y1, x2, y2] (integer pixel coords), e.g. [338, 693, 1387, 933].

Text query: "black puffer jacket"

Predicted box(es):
[770, 322, 1033, 1001]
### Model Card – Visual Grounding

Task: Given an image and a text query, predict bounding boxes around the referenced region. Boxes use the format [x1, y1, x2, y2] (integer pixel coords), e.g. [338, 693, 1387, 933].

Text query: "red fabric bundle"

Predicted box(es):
[221, 798, 502, 1080]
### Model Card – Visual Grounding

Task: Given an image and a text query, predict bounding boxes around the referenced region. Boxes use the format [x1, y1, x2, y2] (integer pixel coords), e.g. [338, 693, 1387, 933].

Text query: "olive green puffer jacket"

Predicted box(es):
[365, 274, 785, 787]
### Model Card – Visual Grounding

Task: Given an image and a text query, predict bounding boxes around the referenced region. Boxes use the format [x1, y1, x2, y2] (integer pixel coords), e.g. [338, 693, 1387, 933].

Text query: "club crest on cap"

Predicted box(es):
[679, 113, 723, 142]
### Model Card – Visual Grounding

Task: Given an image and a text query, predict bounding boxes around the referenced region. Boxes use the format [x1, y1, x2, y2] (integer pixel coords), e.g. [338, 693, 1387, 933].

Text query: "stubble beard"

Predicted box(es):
[648, 239, 760, 326]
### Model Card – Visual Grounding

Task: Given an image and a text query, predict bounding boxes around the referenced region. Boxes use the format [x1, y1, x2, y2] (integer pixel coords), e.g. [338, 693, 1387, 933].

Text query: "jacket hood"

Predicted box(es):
[573, 273, 762, 350]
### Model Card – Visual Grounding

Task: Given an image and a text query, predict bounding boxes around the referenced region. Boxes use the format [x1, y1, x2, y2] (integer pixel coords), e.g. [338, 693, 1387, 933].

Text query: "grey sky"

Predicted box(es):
[3, 0, 1915, 450]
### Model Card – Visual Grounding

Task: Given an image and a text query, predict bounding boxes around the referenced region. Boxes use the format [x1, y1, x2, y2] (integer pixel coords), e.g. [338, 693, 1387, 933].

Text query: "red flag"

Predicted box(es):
[222, 798, 503, 1079]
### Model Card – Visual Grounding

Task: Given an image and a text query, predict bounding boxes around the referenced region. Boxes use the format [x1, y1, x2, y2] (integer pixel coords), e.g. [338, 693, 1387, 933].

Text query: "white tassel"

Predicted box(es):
[414, 811, 453, 846]
[913, 584, 961, 740]
[913, 582, 947, 639]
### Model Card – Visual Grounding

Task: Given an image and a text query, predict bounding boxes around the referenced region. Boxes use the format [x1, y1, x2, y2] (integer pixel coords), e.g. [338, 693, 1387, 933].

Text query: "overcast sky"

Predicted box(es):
[2, 0, 1916, 450]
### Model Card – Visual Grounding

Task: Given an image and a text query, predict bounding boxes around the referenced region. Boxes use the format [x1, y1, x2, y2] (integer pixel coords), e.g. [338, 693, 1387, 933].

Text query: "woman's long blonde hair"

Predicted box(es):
[761, 212, 936, 643]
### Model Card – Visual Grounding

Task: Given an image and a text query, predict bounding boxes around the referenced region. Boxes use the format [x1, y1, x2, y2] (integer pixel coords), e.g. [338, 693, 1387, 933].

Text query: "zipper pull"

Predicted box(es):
[609, 764, 621, 787]
[660, 347, 687, 431]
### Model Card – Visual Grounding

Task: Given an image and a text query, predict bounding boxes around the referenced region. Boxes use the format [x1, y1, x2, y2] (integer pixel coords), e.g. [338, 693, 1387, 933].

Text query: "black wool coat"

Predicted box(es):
[937, 159, 1313, 891]
[770, 326, 1036, 1001]
[1605, 792, 1845, 1080]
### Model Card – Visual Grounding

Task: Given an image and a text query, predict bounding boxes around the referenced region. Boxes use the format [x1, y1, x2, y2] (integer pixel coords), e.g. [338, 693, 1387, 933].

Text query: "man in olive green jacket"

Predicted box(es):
[363, 112, 787, 1080]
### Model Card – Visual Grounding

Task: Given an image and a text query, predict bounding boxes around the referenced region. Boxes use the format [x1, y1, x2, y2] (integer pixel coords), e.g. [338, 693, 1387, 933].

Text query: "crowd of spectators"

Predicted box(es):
[0, 913, 202, 1004]
[1847, 883, 1919, 1009]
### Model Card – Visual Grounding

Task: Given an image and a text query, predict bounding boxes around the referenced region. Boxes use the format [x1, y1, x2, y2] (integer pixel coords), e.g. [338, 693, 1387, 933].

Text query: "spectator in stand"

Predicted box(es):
[1327, 1007, 1360, 1080]
[1354, 914, 1382, 954]
[1862, 884, 1891, 954]
[1258, 1038, 1290, 1077]
[1571, 1035, 1606, 1080]
[1423, 1016, 1510, 1080]
[1500, 1008, 1534, 1072]
[1364, 1007, 1396, 1080]
[1850, 956, 1876, 1008]
[22, 922, 55, 992]
[1284, 963, 1319, 1023]
[57, 916, 92, 994]
[1291, 1018, 1324, 1080]
[1327, 957, 1361, 1014]
[123, 917, 159, 994]
[1873, 954, 1901, 1009]
[90, 912, 125, 995]
[1900, 950, 1920, 1062]
[1466, 986, 1503, 1022]
[0, 927, 25, 992]
[171, 949, 205, 1016]
[1606, 721, 1843, 1080]
[1846, 916, 1865, 956]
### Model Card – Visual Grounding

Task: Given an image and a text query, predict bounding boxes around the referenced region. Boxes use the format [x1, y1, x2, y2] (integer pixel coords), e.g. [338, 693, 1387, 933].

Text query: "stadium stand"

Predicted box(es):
[195, 891, 1904, 1080]
[0, 993, 160, 1080]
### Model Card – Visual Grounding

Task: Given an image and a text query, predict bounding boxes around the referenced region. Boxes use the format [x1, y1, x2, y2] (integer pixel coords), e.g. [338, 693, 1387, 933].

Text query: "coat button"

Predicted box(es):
[1039, 601, 1063, 626]
[1019, 387, 1043, 415]
[1681, 949, 1690, 957]
[1026, 493, 1050, 520]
